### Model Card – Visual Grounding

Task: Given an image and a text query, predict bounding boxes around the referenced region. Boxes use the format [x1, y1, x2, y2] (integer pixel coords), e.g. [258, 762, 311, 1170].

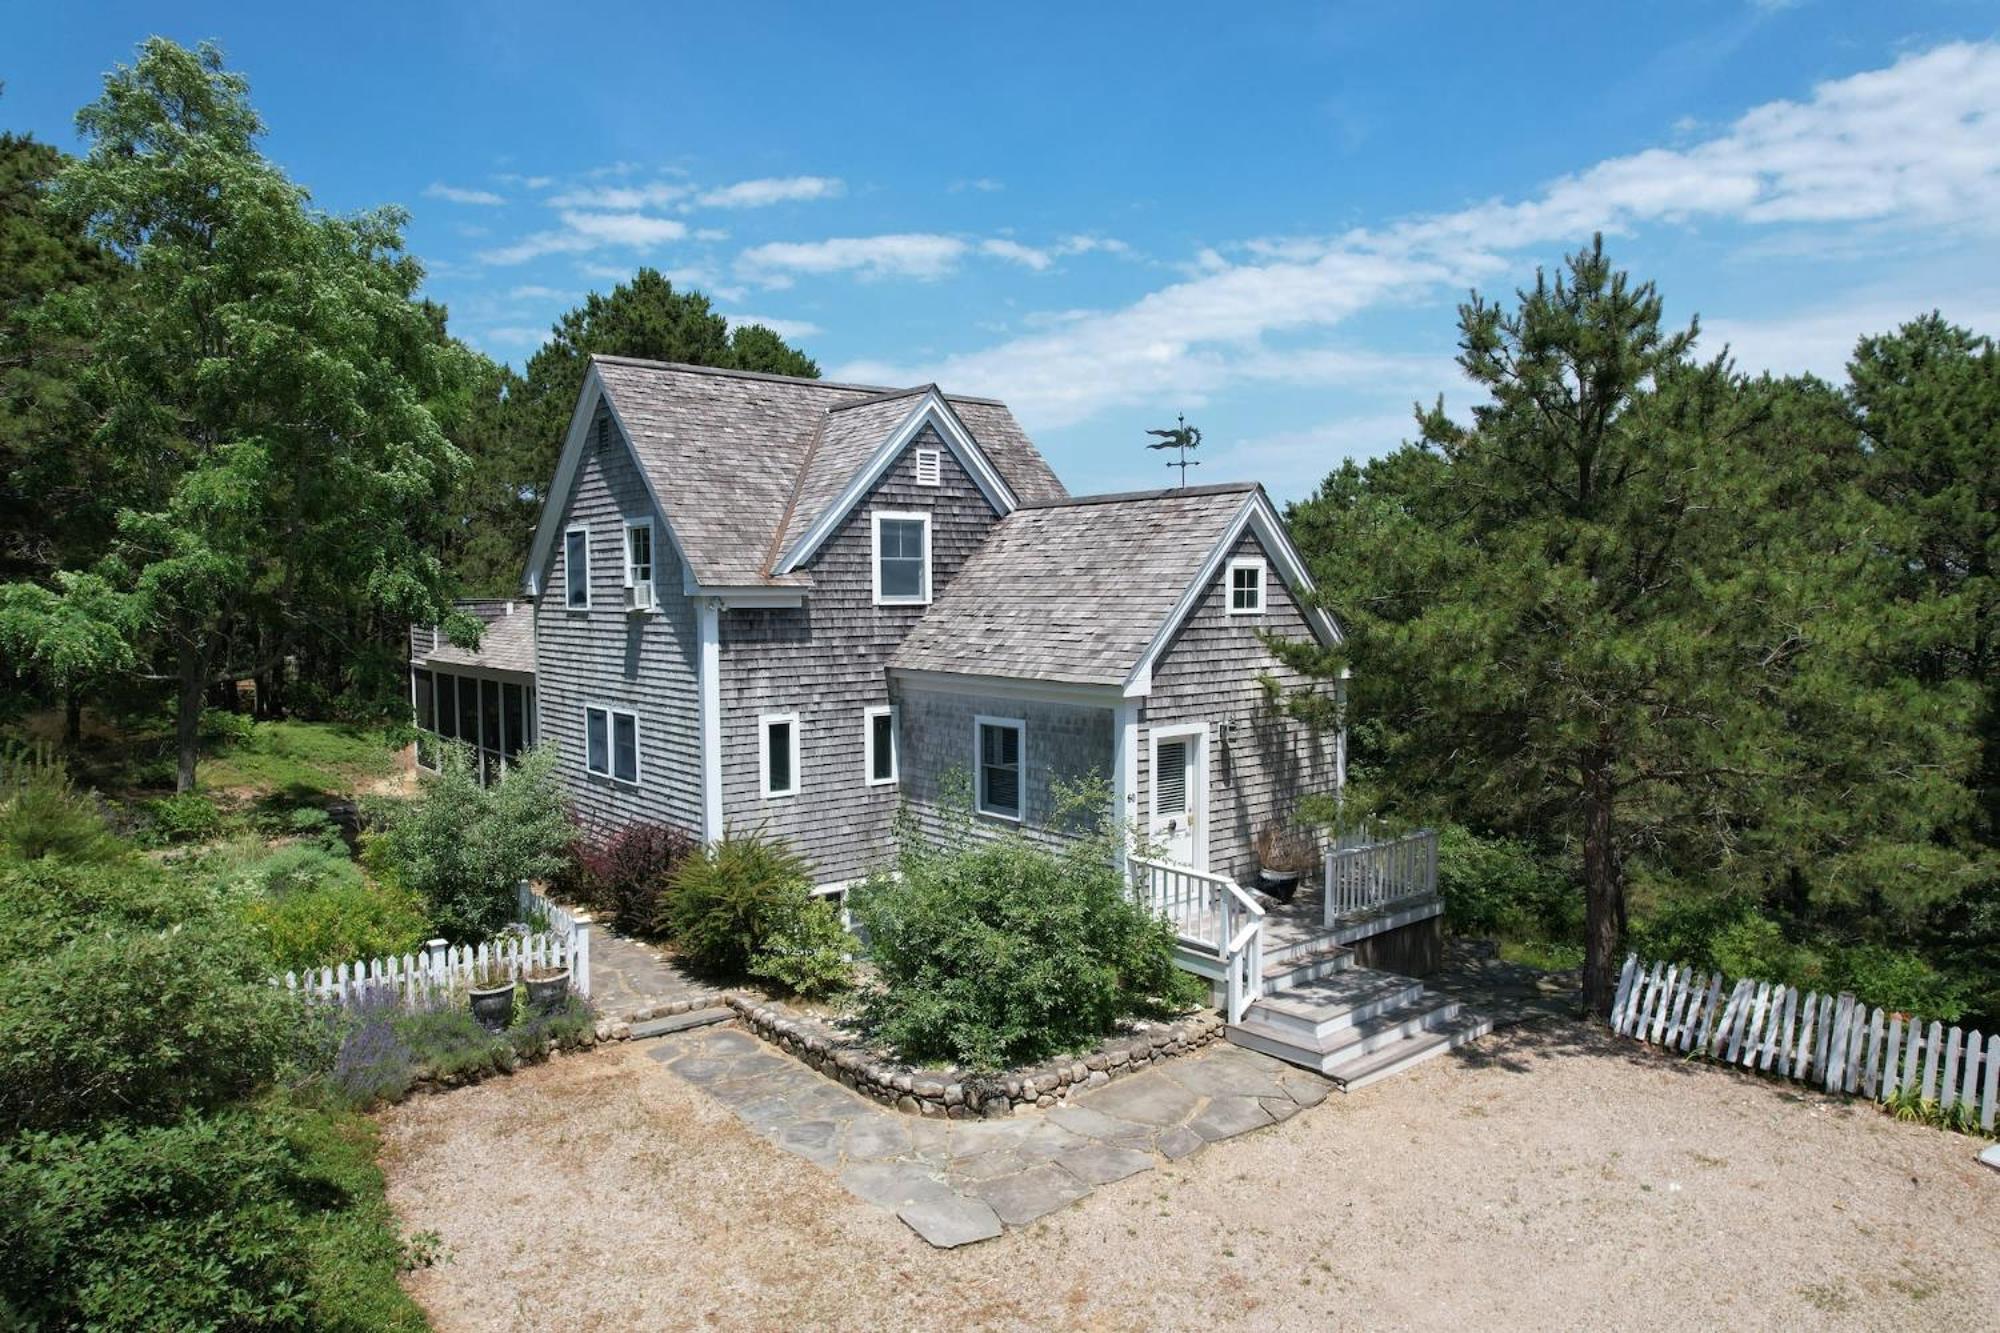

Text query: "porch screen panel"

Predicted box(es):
[413, 669, 434, 731]
[1154, 740, 1188, 816]
[456, 673, 480, 747]
[435, 674, 456, 740]
[480, 680, 501, 761]
[502, 683, 526, 758]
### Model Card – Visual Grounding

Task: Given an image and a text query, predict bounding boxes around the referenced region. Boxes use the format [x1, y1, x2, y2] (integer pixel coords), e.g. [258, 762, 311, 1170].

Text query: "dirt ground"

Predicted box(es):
[378, 1021, 2000, 1331]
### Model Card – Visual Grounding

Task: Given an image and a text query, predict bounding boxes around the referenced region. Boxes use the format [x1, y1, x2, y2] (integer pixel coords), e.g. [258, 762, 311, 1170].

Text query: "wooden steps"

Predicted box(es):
[1226, 962, 1490, 1089]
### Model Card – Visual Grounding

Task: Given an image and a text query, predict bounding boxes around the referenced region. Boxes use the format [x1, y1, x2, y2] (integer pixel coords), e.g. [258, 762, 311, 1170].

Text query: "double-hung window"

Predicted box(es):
[624, 521, 653, 588]
[585, 704, 639, 784]
[761, 713, 801, 798]
[872, 511, 931, 605]
[564, 526, 591, 609]
[975, 716, 1024, 821]
[1227, 556, 1265, 615]
[864, 706, 897, 786]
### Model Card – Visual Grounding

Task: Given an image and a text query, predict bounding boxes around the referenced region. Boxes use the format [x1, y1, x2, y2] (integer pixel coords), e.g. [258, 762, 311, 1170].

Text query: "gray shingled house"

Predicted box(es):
[409, 356, 1486, 1085]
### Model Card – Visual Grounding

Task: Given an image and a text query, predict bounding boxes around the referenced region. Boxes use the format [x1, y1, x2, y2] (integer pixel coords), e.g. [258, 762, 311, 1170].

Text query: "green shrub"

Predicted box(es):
[0, 1102, 427, 1332]
[0, 906, 303, 1132]
[0, 754, 122, 864]
[570, 820, 698, 937]
[1435, 824, 1579, 943]
[748, 896, 854, 1000]
[304, 990, 598, 1110]
[664, 828, 815, 975]
[850, 780, 1203, 1070]
[145, 789, 225, 844]
[0, 856, 189, 961]
[245, 871, 431, 975]
[374, 743, 573, 942]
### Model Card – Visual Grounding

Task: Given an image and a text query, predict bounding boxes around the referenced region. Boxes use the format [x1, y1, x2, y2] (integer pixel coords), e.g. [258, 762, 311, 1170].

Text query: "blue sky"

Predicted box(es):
[5, 3, 1998, 499]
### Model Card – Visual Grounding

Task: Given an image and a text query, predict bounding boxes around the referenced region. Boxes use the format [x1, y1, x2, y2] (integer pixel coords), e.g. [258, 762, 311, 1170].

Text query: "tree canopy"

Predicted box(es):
[0, 39, 478, 788]
[1284, 238, 1991, 1017]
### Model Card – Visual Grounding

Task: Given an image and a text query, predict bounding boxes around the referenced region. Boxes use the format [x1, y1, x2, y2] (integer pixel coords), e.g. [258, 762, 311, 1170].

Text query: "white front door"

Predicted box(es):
[1149, 726, 1206, 870]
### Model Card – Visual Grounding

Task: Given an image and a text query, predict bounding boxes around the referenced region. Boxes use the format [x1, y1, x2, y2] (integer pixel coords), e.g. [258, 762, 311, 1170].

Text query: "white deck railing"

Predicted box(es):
[1130, 856, 1265, 1024]
[1323, 829, 1438, 927]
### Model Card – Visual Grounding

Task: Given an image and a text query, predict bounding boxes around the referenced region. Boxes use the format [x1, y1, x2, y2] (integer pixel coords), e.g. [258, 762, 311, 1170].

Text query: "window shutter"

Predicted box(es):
[1155, 740, 1187, 816]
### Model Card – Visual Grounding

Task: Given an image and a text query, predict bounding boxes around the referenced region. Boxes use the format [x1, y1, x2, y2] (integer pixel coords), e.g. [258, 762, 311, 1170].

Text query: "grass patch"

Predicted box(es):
[200, 720, 403, 798]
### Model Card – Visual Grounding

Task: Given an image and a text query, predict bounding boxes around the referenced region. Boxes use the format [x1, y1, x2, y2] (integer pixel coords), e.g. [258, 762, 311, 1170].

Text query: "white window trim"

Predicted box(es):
[1226, 555, 1266, 616]
[564, 524, 591, 610]
[973, 714, 1026, 822]
[584, 703, 641, 785]
[622, 518, 654, 587]
[759, 711, 802, 799]
[914, 447, 941, 487]
[871, 509, 932, 607]
[863, 705, 898, 787]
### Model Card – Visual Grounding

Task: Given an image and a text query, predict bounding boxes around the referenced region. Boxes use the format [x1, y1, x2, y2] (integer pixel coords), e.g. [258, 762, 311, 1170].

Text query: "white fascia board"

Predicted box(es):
[889, 666, 1124, 710]
[772, 390, 1018, 576]
[522, 363, 695, 598]
[1120, 491, 1345, 695]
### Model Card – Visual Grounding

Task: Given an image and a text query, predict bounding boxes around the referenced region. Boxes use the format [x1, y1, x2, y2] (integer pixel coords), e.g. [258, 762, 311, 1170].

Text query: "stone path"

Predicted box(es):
[586, 924, 711, 1020]
[647, 1024, 1332, 1247]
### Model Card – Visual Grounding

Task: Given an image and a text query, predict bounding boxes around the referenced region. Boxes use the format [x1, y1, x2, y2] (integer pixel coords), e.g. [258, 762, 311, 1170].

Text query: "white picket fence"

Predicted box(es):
[1610, 954, 1998, 1132]
[280, 881, 592, 1006]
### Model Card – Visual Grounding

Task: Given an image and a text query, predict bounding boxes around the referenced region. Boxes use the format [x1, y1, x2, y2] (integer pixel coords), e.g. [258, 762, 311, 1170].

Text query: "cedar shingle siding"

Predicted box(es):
[1141, 530, 1341, 883]
[893, 687, 1115, 855]
[531, 406, 703, 836]
[717, 426, 1000, 881]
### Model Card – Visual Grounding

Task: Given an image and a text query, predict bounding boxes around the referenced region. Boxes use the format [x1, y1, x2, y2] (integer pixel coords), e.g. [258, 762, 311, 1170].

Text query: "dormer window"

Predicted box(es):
[1227, 556, 1265, 615]
[873, 511, 931, 606]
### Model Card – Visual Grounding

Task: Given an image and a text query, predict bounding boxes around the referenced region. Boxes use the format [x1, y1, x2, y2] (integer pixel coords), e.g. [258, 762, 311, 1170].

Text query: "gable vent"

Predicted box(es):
[914, 448, 941, 487]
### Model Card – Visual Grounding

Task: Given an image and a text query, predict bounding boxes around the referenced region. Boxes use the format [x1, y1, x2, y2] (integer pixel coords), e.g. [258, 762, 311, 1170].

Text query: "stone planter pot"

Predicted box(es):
[525, 969, 570, 1014]
[468, 980, 515, 1033]
[1257, 865, 1303, 900]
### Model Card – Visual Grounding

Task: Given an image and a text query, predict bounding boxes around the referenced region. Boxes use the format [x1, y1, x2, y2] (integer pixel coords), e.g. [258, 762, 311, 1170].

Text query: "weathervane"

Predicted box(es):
[1146, 413, 1202, 488]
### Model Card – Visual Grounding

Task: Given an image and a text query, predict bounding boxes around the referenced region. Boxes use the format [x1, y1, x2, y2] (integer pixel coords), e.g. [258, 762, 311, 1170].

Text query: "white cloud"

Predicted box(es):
[1707, 283, 2000, 380]
[834, 42, 2000, 426]
[725, 313, 824, 341]
[425, 183, 506, 206]
[739, 233, 969, 282]
[693, 228, 730, 242]
[979, 238, 1053, 271]
[495, 172, 553, 190]
[697, 176, 844, 208]
[546, 181, 687, 210]
[951, 177, 1005, 193]
[481, 211, 688, 265]
[481, 326, 550, 348]
[508, 284, 570, 301]
[1225, 411, 1432, 499]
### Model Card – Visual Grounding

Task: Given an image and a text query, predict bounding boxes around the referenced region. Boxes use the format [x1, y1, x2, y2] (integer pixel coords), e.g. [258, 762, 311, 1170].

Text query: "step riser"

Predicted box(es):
[1227, 1002, 1463, 1074]
[1260, 952, 1352, 995]
[1319, 1003, 1463, 1070]
[1264, 933, 1341, 964]
[1332, 1018, 1494, 1091]
[1255, 983, 1426, 1039]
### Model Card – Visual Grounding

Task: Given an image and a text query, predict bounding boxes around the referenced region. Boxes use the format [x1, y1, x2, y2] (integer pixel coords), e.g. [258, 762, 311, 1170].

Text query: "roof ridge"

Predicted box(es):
[589, 354, 1009, 406]
[1019, 481, 1260, 510]
[826, 385, 929, 413]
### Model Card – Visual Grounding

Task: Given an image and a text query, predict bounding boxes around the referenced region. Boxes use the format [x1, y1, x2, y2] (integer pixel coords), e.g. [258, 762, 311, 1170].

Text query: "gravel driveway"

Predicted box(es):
[378, 1020, 1999, 1331]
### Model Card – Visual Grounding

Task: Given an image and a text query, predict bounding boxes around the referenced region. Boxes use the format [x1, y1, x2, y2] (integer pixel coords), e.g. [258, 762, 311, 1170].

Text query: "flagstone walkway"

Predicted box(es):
[646, 1024, 1333, 1247]
[584, 923, 713, 1020]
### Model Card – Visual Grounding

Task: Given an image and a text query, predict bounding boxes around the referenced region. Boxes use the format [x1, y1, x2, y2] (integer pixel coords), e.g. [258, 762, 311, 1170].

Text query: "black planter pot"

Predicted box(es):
[525, 969, 570, 1014]
[1258, 866, 1303, 901]
[468, 981, 515, 1033]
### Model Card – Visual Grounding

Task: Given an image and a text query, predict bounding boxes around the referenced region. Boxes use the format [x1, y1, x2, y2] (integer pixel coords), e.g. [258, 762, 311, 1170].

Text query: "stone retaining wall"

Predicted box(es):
[727, 995, 1225, 1118]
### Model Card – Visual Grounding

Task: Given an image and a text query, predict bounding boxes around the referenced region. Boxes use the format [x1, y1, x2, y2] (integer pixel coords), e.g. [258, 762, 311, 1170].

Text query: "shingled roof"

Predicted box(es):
[583, 358, 1063, 587]
[890, 483, 1269, 686]
[419, 603, 535, 674]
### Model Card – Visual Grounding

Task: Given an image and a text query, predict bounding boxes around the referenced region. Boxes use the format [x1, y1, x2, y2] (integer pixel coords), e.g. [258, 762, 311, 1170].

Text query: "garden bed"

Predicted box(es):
[728, 993, 1224, 1118]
